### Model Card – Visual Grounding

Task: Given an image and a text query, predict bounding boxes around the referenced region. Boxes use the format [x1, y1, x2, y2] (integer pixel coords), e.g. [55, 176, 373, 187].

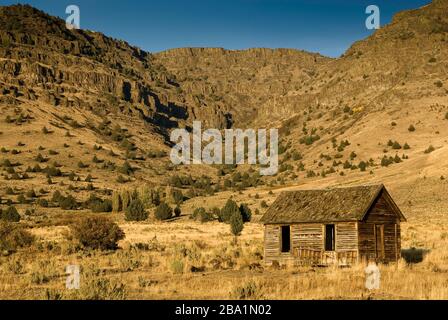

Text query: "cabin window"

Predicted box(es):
[281, 226, 291, 253]
[325, 224, 335, 251]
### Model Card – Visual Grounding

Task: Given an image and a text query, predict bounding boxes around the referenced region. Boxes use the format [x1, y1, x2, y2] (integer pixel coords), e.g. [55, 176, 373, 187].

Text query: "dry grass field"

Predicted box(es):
[1, 177, 448, 300]
[1, 2, 448, 300]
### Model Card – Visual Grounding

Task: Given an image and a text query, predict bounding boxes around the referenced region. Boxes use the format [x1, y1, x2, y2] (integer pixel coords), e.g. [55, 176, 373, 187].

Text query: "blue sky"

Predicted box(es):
[2, 0, 431, 57]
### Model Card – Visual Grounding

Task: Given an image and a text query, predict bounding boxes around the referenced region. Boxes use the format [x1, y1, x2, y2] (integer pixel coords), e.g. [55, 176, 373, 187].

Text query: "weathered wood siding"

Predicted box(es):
[336, 223, 358, 251]
[358, 191, 401, 263]
[295, 224, 323, 250]
[264, 224, 295, 265]
[264, 224, 280, 262]
[264, 222, 358, 265]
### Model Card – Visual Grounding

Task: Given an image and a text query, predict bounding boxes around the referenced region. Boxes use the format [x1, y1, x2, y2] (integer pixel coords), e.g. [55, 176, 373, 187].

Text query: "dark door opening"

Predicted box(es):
[325, 224, 335, 251]
[281, 226, 291, 253]
[375, 224, 385, 259]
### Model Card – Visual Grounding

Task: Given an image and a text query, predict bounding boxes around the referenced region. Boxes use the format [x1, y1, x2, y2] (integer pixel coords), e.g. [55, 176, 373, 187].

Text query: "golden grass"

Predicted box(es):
[0, 209, 447, 300]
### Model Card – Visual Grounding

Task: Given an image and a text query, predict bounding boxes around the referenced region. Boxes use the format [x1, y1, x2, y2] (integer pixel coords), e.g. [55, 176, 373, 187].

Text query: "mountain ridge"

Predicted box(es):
[0, 1, 447, 194]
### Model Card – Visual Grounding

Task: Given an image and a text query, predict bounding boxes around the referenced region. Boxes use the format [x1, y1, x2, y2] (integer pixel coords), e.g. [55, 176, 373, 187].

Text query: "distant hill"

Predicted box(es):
[0, 1, 448, 195]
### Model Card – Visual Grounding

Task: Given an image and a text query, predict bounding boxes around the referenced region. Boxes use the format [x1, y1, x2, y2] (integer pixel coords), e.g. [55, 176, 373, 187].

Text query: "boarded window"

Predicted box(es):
[281, 226, 291, 253]
[325, 224, 335, 251]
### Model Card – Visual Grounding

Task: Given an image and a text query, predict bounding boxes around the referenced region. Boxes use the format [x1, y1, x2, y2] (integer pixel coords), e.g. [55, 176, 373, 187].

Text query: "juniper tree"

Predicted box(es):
[112, 191, 121, 212]
[154, 202, 173, 221]
[121, 190, 130, 212]
[219, 199, 239, 223]
[125, 199, 148, 221]
[230, 211, 244, 240]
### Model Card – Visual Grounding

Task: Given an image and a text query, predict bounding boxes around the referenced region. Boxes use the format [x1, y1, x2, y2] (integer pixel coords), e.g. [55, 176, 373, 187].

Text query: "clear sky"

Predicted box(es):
[2, 0, 431, 57]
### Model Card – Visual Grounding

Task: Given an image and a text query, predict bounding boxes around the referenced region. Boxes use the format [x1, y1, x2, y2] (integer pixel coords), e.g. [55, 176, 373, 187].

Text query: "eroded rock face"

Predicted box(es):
[1, 1, 448, 136]
[0, 4, 234, 132]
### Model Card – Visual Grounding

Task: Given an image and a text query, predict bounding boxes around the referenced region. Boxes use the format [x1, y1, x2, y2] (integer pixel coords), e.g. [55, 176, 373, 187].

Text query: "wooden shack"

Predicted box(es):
[260, 184, 406, 266]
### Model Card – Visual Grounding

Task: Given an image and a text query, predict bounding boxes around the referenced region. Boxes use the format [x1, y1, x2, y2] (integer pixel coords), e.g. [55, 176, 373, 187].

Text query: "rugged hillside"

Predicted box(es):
[0, 4, 234, 131]
[0, 1, 448, 207]
[154, 47, 329, 127]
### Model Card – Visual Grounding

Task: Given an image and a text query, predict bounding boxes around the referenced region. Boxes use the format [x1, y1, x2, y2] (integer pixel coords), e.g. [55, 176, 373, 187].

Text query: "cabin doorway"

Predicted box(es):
[375, 225, 385, 260]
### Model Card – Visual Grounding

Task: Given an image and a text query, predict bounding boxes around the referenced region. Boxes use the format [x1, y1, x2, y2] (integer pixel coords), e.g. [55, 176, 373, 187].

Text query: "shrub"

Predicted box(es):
[1, 206, 21, 222]
[359, 161, 367, 172]
[261, 200, 268, 208]
[125, 199, 148, 221]
[69, 216, 125, 250]
[0, 222, 34, 252]
[78, 161, 88, 169]
[171, 189, 184, 205]
[219, 199, 239, 223]
[119, 161, 134, 175]
[60, 195, 78, 210]
[381, 156, 394, 167]
[174, 206, 181, 217]
[38, 198, 49, 208]
[239, 203, 252, 222]
[154, 202, 173, 221]
[112, 191, 121, 212]
[232, 280, 261, 299]
[26, 189, 37, 198]
[392, 141, 402, 150]
[89, 197, 113, 213]
[170, 259, 184, 274]
[17, 194, 26, 204]
[51, 190, 63, 203]
[73, 277, 127, 300]
[35, 153, 47, 163]
[408, 125, 416, 132]
[121, 190, 130, 211]
[44, 165, 62, 177]
[192, 207, 213, 222]
[230, 211, 244, 236]
[424, 145, 435, 154]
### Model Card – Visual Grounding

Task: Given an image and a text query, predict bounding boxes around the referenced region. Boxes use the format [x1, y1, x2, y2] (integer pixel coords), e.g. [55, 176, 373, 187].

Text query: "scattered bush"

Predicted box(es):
[192, 207, 213, 222]
[87, 196, 113, 213]
[1, 206, 21, 222]
[5, 187, 14, 195]
[174, 206, 181, 217]
[230, 211, 244, 236]
[0, 222, 34, 253]
[119, 161, 134, 175]
[59, 195, 78, 210]
[424, 145, 435, 154]
[69, 216, 125, 250]
[392, 141, 402, 150]
[154, 202, 173, 221]
[38, 198, 49, 208]
[219, 199, 239, 223]
[112, 191, 122, 212]
[26, 189, 37, 198]
[17, 194, 26, 204]
[125, 199, 148, 221]
[408, 124, 416, 132]
[239, 203, 252, 222]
